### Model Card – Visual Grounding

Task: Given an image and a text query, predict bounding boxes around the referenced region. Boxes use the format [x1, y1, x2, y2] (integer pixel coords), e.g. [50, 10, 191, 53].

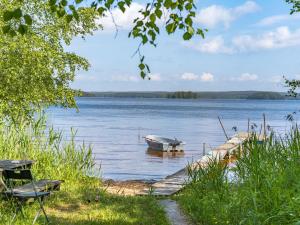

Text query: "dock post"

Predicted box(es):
[138, 127, 141, 141]
[263, 113, 266, 141]
[247, 118, 250, 139]
[218, 116, 229, 140]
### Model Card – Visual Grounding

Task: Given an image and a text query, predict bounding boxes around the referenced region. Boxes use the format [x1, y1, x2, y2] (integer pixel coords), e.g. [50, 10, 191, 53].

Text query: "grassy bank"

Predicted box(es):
[0, 118, 169, 225]
[177, 131, 300, 225]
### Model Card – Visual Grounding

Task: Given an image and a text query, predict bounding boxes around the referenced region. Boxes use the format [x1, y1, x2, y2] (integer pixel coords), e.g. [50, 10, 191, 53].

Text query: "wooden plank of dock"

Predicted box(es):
[141, 132, 249, 196]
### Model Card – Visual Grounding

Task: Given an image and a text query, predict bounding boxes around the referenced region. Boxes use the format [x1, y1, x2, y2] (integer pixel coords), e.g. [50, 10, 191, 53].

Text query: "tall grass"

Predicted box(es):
[0, 116, 97, 224]
[0, 116, 95, 182]
[178, 130, 300, 225]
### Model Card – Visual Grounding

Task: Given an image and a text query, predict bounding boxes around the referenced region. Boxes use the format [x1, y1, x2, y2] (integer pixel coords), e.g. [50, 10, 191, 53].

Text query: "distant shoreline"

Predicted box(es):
[80, 91, 297, 100]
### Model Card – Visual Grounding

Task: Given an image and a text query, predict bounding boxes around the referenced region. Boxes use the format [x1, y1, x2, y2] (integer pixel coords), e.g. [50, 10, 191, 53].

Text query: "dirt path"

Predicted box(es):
[159, 199, 191, 225]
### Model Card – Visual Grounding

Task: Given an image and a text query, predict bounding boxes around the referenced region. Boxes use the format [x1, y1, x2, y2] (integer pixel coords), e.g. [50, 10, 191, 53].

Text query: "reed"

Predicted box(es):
[178, 130, 300, 225]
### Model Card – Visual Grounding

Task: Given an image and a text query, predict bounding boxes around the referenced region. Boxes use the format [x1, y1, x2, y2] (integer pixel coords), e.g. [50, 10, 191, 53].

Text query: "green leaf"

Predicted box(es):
[9, 29, 17, 36]
[166, 23, 176, 34]
[75, 0, 84, 4]
[150, 14, 156, 23]
[124, 0, 131, 6]
[185, 17, 192, 26]
[61, 0, 68, 7]
[49, 0, 57, 6]
[155, 9, 162, 19]
[69, 5, 76, 11]
[136, 20, 143, 26]
[140, 71, 146, 79]
[170, 2, 178, 10]
[3, 11, 13, 22]
[57, 8, 66, 17]
[18, 24, 28, 35]
[139, 63, 145, 70]
[164, 0, 172, 9]
[2, 25, 11, 34]
[148, 30, 156, 41]
[24, 14, 33, 25]
[196, 29, 205, 38]
[183, 32, 192, 40]
[185, 3, 192, 10]
[118, 2, 126, 13]
[13, 8, 22, 19]
[142, 36, 148, 44]
[97, 7, 106, 15]
[187, 26, 194, 35]
[105, 0, 114, 8]
[72, 10, 79, 21]
[66, 14, 73, 23]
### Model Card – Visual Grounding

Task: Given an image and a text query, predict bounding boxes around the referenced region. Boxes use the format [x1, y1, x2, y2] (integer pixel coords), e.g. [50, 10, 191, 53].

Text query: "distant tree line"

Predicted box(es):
[81, 91, 290, 100]
[167, 91, 198, 99]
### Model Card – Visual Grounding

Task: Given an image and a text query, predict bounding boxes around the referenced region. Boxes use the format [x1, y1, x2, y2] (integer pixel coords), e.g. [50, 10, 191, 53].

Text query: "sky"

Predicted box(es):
[68, 0, 300, 92]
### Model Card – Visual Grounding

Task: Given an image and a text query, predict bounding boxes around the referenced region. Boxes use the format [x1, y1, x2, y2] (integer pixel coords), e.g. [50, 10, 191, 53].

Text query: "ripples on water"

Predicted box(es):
[47, 98, 300, 180]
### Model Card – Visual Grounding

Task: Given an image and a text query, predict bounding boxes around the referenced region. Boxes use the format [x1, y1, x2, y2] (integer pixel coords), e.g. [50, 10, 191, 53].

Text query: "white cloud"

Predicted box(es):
[195, 1, 259, 28]
[112, 75, 140, 82]
[237, 73, 258, 81]
[184, 36, 233, 54]
[180, 72, 214, 82]
[184, 26, 300, 54]
[201, 72, 214, 82]
[149, 73, 162, 81]
[270, 75, 283, 83]
[76, 75, 97, 81]
[257, 14, 300, 27]
[181, 72, 199, 80]
[233, 26, 300, 51]
[99, 3, 143, 31]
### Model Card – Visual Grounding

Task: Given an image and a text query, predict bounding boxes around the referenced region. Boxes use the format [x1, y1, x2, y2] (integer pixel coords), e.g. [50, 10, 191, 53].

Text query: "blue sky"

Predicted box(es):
[69, 0, 300, 92]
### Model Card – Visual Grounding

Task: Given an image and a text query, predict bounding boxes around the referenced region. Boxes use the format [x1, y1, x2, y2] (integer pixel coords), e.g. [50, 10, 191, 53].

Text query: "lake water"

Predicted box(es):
[47, 98, 300, 181]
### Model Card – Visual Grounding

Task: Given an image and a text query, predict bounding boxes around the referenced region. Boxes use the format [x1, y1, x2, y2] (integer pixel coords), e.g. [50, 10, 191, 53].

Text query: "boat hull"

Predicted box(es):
[145, 135, 185, 152]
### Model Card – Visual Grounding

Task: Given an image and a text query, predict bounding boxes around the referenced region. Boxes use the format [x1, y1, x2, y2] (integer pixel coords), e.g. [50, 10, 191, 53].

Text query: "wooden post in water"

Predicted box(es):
[247, 118, 250, 139]
[263, 113, 266, 141]
[138, 127, 141, 141]
[218, 116, 229, 140]
[203, 143, 206, 156]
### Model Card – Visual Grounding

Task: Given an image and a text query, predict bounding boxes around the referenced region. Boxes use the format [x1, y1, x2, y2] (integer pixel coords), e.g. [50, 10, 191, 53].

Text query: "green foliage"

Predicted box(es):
[1, 0, 206, 80]
[286, 0, 300, 14]
[177, 132, 300, 225]
[0, 0, 100, 120]
[167, 91, 198, 99]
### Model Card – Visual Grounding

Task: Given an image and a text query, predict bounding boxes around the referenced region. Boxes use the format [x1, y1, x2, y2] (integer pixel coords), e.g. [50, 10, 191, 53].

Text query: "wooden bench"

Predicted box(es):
[11, 179, 63, 193]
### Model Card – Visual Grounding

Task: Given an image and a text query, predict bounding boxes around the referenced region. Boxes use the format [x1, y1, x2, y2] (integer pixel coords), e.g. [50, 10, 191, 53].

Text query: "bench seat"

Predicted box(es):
[11, 179, 63, 193]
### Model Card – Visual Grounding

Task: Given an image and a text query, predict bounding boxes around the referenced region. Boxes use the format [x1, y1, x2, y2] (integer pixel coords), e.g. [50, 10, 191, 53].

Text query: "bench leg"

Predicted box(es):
[32, 208, 42, 225]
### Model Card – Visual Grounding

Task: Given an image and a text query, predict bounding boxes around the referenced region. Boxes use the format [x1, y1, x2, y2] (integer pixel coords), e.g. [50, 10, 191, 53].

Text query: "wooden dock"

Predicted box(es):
[104, 132, 249, 196]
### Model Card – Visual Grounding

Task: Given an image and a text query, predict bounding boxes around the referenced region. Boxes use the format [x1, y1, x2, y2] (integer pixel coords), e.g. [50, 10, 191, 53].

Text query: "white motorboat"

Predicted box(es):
[145, 135, 185, 152]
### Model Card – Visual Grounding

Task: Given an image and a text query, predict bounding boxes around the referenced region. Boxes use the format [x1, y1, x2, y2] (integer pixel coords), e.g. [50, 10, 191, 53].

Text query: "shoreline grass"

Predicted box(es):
[177, 130, 300, 225]
[0, 118, 169, 225]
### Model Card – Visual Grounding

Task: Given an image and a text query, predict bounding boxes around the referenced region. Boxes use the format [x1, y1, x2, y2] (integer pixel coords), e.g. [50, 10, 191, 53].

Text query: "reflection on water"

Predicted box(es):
[146, 148, 185, 158]
[47, 98, 300, 181]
